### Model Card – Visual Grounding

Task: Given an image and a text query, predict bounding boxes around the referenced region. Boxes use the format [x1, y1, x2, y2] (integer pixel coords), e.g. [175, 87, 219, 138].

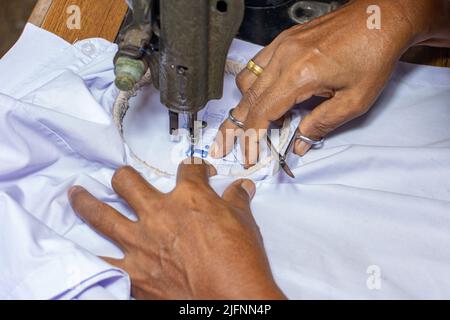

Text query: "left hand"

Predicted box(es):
[68, 159, 285, 300]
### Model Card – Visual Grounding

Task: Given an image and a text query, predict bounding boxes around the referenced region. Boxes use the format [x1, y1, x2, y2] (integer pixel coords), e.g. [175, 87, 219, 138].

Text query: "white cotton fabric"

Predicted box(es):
[121, 71, 302, 179]
[0, 23, 449, 299]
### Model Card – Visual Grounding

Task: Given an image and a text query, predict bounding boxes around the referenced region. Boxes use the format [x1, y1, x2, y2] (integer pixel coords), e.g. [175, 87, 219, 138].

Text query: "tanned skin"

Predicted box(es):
[69, 0, 450, 299]
[210, 0, 450, 166]
[69, 159, 285, 299]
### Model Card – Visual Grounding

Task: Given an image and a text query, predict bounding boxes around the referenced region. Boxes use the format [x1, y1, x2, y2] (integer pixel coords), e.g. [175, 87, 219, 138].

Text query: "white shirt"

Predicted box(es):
[0, 23, 450, 299]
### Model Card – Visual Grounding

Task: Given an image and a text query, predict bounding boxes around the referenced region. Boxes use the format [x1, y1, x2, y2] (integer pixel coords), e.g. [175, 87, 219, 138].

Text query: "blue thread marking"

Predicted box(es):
[185, 148, 209, 158]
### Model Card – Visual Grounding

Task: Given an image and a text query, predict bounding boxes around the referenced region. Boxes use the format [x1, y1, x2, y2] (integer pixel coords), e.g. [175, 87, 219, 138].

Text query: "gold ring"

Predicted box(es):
[246, 59, 264, 77]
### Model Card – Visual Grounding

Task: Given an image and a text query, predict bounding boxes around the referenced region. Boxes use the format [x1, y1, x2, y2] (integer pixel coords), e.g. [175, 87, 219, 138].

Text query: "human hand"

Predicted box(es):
[68, 159, 285, 300]
[210, 0, 450, 167]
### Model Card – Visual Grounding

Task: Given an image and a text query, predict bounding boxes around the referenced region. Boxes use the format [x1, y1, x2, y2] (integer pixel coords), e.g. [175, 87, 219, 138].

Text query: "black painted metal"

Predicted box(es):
[238, 0, 348, 46]
[238, 0, 297, 46]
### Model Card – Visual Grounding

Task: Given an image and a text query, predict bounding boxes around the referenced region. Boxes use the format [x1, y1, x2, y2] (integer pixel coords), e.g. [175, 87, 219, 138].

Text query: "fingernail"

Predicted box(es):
[209, 142, 219, 158]
[68, 186, 83, 199]
[240, 179, 256, 199]
[294, 140, 311, 156]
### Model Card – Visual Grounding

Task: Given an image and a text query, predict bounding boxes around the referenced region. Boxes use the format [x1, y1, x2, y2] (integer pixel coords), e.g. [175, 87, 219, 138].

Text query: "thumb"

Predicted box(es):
[222, 179, 256, 211]
[296, 95, 364, 156]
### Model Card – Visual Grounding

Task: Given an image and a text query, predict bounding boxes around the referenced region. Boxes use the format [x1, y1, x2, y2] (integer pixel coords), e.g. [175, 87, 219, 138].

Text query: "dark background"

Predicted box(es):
[0, 0, 37, 57]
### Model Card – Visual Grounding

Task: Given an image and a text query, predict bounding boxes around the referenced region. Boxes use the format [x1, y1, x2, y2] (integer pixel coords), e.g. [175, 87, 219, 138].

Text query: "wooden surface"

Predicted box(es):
[29, 0, 450, 67]
[28, 0, 52, 27]
[29, 0, 128, 43]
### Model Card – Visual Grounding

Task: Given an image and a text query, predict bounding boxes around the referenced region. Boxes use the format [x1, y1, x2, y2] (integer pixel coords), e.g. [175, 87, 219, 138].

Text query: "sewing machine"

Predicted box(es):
[29, 1, 450, 68]
[28, 0, 450, 144]
[114, 0, 244, 144]
[112, 0, 350, 144]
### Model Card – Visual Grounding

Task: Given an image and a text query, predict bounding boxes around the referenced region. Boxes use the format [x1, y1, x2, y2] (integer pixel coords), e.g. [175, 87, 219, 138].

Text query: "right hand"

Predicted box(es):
[210, 0, 450, 167]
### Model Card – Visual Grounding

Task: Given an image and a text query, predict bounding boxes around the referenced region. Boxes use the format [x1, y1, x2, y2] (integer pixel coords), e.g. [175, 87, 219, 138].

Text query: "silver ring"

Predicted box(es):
[228, 108, 244, 128]
[296, 134, 324, 146]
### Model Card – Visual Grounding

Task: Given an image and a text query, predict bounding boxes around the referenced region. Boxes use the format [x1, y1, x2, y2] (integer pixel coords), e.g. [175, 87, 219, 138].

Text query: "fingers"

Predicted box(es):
[210, 69, 277, 159]
[211, 33, 295, 159]
[222, 179, 256, 211]
[235, 28, 293, 93]
[209, 119, 238, 159]
[214, 56, 319, 167]
[295, 93, 366, 156]
[176, 157, 216, 187]
[111, 166, 162, 217]
[240, 82, 302, 167]
[236, 49, 272, 94]
[68, 186, 134, 248]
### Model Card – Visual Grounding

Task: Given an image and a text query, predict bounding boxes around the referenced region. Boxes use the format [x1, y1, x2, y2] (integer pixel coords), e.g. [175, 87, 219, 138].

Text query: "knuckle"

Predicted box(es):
[268, 29, 294, 50]
[276, 36, 301, 56]
[94, 202, 110, 217]
[244, 87, 259, 106]
[176, 179, 210, 196]
[117, 224, 136, 246]
[351, 96, 373, 115]
[338, 97, 372, 120]
[305, 47, 323, 60]
[347, 105, 368, 119]
[308, 119, 332, 138]
[278, 28, 294, 40]
[175, 181, 217, 209]
[275, 41, 290, 56]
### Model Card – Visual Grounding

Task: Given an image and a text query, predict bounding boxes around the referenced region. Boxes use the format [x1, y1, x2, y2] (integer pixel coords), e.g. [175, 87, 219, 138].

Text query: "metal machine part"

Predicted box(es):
[115, 0, 245, 143]
[237, 0, 348, 46]
[114, 0, 152, 91]
[113, 0, 346, 154]
[288, 1, 343, 24]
